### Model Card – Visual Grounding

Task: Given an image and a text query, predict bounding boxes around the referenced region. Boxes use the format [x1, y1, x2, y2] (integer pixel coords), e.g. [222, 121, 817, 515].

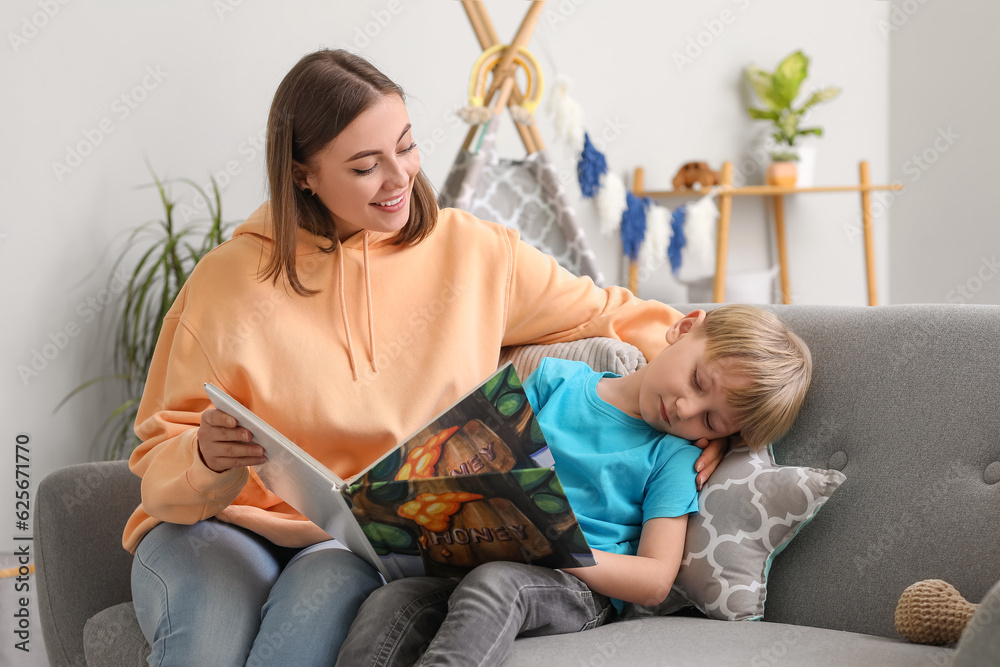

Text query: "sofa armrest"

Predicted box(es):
[35, 460, 140, 667]
[952, 577, 1000, 667]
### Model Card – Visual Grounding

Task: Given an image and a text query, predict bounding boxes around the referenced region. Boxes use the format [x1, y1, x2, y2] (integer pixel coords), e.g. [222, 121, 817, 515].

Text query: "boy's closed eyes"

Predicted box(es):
[595, 311, 747, 445]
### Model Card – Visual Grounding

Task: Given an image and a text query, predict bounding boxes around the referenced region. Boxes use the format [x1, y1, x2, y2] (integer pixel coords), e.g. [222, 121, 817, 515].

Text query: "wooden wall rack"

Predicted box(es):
[631, 161, 903, 305]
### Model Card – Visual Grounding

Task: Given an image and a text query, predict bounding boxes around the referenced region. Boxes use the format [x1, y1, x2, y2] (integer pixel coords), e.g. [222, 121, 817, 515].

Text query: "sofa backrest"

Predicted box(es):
[37, 304, 1000, 650]
[732, 304, 1000, 640]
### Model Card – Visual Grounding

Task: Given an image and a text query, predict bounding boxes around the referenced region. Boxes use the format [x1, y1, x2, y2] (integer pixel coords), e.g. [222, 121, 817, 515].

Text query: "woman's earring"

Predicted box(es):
[302, 188, 314, 197]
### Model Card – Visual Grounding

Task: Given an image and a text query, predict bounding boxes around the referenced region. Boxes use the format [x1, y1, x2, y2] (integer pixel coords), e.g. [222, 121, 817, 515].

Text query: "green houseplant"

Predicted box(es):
[745, 50, 841, 185]
[58, 167, 230, 459]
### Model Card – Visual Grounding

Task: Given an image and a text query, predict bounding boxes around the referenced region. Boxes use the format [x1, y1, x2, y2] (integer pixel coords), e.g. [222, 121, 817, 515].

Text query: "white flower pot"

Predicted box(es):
[795, 145, 817, 188]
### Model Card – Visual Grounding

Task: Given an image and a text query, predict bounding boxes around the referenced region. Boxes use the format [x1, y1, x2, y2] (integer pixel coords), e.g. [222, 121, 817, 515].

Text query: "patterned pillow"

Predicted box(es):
[628, 445, 846, 621]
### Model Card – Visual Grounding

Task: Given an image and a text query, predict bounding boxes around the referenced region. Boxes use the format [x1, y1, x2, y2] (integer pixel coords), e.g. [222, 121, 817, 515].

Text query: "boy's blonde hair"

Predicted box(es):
[700, 305, 812, 451]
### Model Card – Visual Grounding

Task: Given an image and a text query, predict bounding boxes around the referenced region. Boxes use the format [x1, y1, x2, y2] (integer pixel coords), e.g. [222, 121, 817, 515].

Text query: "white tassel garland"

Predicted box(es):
[676, 193, 718, 283]
[548, 75, 586, 155]
[640, 204, 671, 274]
[595, 171, 628, 236]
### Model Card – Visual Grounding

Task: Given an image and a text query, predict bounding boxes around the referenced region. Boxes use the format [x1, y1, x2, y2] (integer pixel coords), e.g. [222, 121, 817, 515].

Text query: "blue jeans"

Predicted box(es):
[335, 561, 615, 667]
[132, 520, 382, 667]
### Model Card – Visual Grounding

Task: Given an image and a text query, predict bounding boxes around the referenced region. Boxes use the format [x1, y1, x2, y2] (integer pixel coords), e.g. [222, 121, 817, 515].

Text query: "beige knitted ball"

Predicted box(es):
[895, 579, 978, 645]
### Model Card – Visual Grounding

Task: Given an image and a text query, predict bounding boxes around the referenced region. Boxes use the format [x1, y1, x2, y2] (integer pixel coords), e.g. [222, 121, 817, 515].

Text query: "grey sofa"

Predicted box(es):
[36, 304, 1000, 666]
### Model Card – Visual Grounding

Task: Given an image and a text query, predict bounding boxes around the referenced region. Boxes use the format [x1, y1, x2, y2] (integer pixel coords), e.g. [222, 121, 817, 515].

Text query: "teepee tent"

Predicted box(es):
[437, 1, 605, 286]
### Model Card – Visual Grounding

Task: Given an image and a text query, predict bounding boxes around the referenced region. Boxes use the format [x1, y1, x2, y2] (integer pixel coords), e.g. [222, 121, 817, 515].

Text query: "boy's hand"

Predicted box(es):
[692, 435, 731, 490]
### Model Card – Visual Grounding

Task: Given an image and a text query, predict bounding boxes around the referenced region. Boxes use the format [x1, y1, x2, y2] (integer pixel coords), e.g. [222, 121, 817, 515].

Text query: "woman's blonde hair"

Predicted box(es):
[701, 305, 812, 451]
[263, 49, 438, 296]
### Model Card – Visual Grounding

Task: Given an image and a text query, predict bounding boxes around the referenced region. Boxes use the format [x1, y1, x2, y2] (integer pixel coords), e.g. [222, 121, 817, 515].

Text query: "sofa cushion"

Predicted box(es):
[83, 601, 149, 667]
[628, 445, 845, 621]
[502, 615, 954, 666]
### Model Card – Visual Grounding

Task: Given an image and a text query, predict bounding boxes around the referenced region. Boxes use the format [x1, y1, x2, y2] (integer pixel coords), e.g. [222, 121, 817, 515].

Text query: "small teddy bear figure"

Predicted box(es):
[895, 579, 978, 645]
[672, 162, 719, 191]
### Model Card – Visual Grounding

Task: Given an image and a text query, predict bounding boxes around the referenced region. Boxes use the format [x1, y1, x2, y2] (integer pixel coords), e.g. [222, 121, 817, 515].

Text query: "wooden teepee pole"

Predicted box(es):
[482, 1, 544, 103]
[477, 1, 545, 152]
[459, 1, 543, 154]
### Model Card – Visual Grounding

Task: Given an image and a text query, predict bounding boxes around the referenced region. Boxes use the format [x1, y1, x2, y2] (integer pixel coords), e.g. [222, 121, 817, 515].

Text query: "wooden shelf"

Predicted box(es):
[639, 183, 904, 197]
[631, 161, 902, 306]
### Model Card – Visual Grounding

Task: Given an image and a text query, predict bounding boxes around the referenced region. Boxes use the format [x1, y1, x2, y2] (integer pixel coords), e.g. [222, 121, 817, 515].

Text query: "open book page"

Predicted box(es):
[344, 364, 595, 579]
[355, 363, 553, 485]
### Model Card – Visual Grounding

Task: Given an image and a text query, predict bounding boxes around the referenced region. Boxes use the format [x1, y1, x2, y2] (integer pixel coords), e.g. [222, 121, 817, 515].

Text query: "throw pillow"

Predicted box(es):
[499, 337, 647, 380]
[628, 445, 846, 621]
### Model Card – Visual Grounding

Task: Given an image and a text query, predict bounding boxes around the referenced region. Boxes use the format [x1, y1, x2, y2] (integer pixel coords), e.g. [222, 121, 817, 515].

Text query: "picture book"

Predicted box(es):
[204, 363, 595, 582]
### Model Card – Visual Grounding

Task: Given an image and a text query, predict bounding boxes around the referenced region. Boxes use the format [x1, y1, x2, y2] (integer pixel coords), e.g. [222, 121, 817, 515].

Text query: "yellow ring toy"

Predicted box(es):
[467, 43, 544, 114]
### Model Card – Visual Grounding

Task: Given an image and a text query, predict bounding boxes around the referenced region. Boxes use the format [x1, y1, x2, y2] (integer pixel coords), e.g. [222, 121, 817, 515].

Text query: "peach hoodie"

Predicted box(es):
[123, 203, 684, 553]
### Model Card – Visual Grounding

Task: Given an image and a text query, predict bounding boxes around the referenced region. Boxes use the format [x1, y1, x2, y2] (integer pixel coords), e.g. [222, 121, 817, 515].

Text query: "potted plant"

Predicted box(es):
[745, 50, 841, 187]
[57, 166, 230, 459]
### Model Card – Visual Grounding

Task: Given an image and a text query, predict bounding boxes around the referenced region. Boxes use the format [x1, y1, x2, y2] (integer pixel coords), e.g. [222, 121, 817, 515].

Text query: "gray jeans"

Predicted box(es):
[335, 561, 616, 667]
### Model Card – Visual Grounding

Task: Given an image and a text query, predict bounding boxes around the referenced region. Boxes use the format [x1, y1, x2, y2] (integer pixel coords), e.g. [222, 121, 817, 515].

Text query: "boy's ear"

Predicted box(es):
[665, 309, 707, 345]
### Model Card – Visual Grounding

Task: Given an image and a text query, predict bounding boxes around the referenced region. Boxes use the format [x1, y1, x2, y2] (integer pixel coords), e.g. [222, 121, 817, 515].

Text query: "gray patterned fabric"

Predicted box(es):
[438, 116, 605, 286]
[499, 336, 646, 381]
[627, 445, 845, 622]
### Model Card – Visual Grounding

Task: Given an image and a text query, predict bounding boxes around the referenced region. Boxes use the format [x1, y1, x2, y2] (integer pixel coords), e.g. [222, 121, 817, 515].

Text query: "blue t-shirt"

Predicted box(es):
[522, 358, 700, 565]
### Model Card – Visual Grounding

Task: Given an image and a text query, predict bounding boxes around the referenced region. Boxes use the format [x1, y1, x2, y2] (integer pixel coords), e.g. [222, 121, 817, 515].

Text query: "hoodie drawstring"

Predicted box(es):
[337, 232, 378, 382]
[337, 247, 359, 382]
[363, 232, 378, 374]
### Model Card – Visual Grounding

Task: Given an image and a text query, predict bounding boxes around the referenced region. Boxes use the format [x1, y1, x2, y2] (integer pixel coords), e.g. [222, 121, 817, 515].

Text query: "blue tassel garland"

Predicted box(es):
[667, 205, 687, 274]
[577, 133, 607, 198]
[620, 192, 649, 262]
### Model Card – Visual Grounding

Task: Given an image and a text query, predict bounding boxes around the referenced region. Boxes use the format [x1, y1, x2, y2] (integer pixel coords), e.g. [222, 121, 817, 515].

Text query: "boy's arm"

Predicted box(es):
[562, 515, 687, 607]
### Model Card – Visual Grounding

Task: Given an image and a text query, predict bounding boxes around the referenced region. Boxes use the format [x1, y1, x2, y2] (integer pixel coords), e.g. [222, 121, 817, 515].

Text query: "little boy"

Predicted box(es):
[336, 305, 812, 667]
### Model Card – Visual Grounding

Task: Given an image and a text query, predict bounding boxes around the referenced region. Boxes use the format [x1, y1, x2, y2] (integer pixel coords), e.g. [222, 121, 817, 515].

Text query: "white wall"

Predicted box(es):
[1, 2, 891, 510]
[888, 0, 1000, 305]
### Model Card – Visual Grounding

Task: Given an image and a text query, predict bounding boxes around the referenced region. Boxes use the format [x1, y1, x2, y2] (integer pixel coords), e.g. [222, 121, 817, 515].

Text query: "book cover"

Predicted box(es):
[204, 363, 595, 582]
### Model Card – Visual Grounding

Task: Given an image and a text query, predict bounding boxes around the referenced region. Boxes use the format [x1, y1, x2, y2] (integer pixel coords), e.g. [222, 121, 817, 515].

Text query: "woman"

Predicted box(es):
[125, 49, 724, 666]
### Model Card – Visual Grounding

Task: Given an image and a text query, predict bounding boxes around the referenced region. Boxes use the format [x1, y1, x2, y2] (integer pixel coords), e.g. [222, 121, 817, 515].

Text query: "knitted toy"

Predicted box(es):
[672, 161, 719, 190]
[894, 579, 978, 645]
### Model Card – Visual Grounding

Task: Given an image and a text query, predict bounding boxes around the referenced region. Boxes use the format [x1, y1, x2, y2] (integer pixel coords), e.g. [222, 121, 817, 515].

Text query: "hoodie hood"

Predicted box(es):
[231, 201, 397, 381]
[231, 201, 399, 255]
